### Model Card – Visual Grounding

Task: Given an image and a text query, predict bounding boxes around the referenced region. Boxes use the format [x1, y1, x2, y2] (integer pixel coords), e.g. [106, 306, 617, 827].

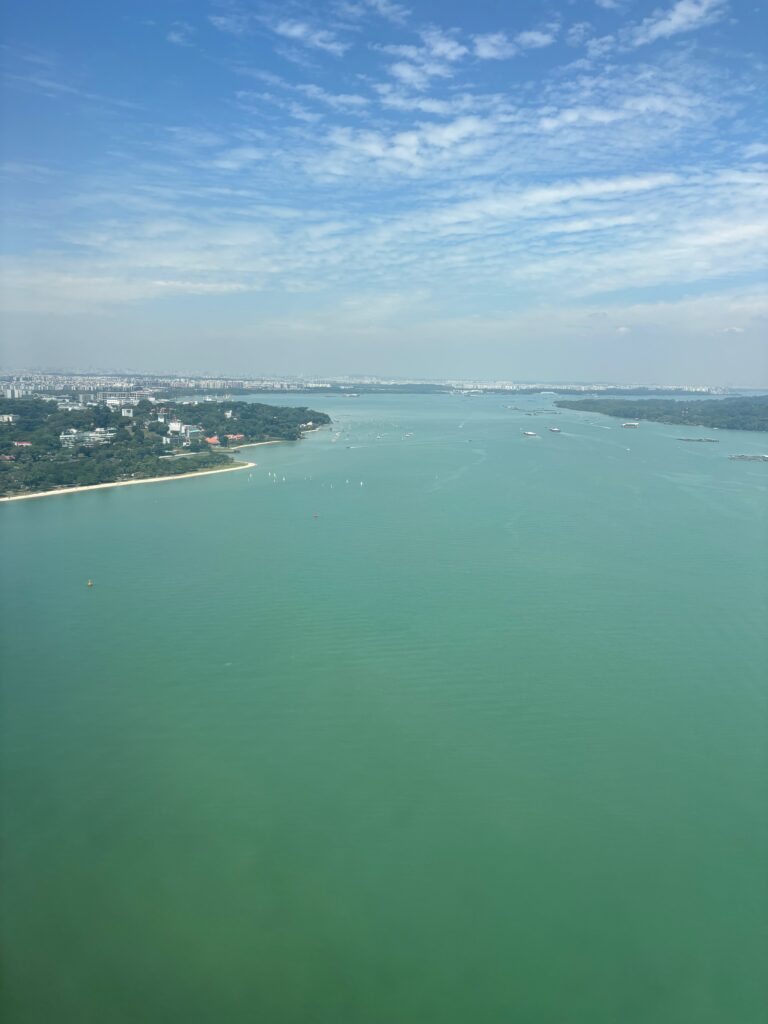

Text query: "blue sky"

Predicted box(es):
[1, 0, 766, 382]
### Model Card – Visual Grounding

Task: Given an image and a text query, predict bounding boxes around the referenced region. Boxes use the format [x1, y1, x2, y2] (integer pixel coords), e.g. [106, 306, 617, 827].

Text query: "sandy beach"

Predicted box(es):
[0, 459, 255, 503]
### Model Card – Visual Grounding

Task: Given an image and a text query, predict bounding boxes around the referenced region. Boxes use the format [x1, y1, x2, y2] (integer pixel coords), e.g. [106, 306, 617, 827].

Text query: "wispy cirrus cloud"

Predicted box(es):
[167, 22, 195, 47]
[472, 33, 518, 60]
[473, 24, 559, 60]
[378, 28, 468, 89]
[627, 0, 728, 47]
[272, 20, 351, 56]
[208, 11, 252, 36]
[569, 0, 728, 59]
[336, 0, 411, 25]
[207, 145, 265, 172]
[233, 68, 369, 118]
[5, 167, 765, 319]
[316, 115, 498, 177]
[3, 0, 764, 380]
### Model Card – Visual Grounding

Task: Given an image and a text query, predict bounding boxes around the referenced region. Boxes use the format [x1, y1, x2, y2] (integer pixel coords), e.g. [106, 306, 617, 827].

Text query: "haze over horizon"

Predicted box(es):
[1, 0, 766, 384]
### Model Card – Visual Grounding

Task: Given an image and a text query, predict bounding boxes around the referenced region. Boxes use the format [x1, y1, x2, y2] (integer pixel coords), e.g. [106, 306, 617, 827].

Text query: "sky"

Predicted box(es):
[1, 0, 766, 383]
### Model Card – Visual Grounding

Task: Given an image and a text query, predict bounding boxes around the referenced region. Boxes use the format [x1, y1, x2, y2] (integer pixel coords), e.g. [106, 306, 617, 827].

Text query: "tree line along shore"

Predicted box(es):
[554, 395, 768, 432]
[0, 397, 331, 498]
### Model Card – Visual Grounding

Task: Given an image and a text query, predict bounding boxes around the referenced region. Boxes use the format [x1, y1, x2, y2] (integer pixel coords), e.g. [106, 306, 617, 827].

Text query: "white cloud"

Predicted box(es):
[374, 83, 490, 116]
[574, 1, 725, 57]
[208, 13, 252, 36]
[366, 0, 411, 24]
[273, 20, 350, 56]
[337, 0, 410, 24]
[4, 69, 138, 109]
[474, 25, 558, 59]
[538, 91, 699, 132]
[3, 10, 764, 386]
[586, 34, 616, 57]
[516, 29, 558, 49]
[378, 28, 469, 90]
[420, 28, 467, 62]
[566, 22, 593, 47]
[388, 61, 432, 90]
[317, 115, 498, 176]
[235, 69, 369, 113]
[296, 84, 369, 109]
[167, 22, 195, 47]
[208, 146, 264, 171]
[473, 33, 518, 60]
[628, 0, 728, 47]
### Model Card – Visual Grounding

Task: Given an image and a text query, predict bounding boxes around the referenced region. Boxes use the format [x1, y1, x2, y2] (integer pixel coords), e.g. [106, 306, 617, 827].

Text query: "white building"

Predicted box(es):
[60, 427, 117, 448]
[0, 413, 18, 423]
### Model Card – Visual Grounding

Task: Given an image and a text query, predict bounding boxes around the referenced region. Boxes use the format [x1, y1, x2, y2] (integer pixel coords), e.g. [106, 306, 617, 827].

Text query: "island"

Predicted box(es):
[0, 398, 331, 499]
[554, 395, 768, 432]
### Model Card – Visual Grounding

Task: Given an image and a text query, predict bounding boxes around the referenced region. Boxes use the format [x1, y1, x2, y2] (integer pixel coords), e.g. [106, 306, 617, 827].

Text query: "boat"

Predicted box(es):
[549, 427, 561, 433]
[622, 422, 640, 428]
[522, 431, 537, 437]
[86, 579, 94, 588]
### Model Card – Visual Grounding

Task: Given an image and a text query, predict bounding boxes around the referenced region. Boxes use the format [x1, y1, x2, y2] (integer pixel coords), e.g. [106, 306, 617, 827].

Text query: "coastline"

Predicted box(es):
[225, 427, 323, 452]
[0, 459, 255, 504]
[225, 439, 285, 452]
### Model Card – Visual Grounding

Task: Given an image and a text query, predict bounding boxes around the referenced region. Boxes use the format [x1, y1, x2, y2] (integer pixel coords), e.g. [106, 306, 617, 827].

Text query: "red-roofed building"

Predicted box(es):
[13, 441, 31, 447]
[205, 435, 220, 445]
[225, 433, 245, 440]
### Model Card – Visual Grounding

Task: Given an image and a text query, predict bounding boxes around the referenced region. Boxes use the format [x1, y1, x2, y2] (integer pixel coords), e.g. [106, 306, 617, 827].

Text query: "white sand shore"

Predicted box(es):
[0, 460, 255, 503]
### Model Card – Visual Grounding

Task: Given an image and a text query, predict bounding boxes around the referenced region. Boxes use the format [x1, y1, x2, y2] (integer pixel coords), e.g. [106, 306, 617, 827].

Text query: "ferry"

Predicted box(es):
[622, 422, 640, 429]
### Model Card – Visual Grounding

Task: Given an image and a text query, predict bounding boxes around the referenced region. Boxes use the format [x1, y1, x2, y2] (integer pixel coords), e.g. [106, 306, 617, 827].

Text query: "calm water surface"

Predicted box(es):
[1, 394, 766, 1023]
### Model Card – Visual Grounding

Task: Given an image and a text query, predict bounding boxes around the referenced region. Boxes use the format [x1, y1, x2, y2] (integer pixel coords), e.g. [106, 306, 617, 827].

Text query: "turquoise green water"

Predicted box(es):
[1, 394, 766, 1023]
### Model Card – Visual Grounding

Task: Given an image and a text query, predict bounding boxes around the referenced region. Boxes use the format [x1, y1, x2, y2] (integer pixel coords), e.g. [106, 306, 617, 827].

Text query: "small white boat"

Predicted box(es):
[522, 431, 538, 437]
[549, 427, 561, 433]
[622, 422, 640, 429]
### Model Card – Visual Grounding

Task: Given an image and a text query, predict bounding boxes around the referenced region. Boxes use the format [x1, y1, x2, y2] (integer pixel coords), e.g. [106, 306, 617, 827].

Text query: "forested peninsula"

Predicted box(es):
[555, 395, 768, 432]
[0, 398, 330, 498]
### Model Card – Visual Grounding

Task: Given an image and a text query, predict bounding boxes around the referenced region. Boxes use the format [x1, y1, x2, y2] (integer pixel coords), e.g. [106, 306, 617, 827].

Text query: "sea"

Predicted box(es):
[1, 392, 766, 1023]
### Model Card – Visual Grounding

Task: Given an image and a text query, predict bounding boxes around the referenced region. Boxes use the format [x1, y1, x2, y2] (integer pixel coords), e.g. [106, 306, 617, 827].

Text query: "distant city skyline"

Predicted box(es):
[0, 364, 749, 387]
[1, 0, 766, 384]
